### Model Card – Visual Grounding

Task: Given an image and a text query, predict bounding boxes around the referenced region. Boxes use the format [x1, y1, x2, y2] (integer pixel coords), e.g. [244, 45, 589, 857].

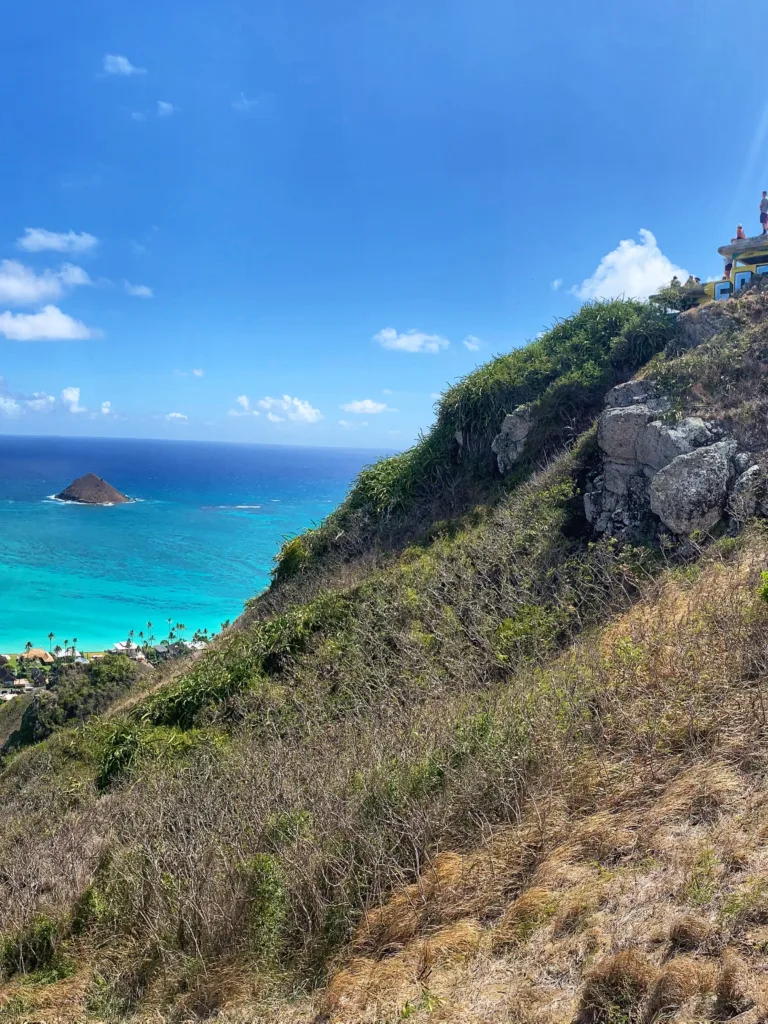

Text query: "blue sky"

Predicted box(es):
[0, 0, 765, 447]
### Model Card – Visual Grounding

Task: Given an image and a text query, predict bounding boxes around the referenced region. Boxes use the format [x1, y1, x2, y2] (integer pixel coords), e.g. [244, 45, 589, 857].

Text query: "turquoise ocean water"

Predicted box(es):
[0, 436, 383, 653]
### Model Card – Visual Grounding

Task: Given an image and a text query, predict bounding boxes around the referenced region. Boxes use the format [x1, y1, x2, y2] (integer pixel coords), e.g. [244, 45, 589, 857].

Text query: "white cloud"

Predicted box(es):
[228, 394, 260, 417]
[165, 412, 187, 422]
[0, 396, 21, 417]
[0, 306, 101, 341]
[339, 419, 368, 429]
[0, 260, 91, 305]
[550, 278, 563, 291]
[573, 229, 688, 301]
[341, 398, 395, 414]
[26, 392, 55, 412]
[374, 326, 449, 354]
[130, 111, 147, 122]
[103, 54, 146, 76]
[191, 368, 204, 377]
[232, 93, 260, 113]
[101, 400, 112, 415]
[430, 392, 442, 400]
[61, 386, 86, 414]
[124, 281, 153, 298]
[382, 388, 393, 395]
[157, 100, 175, 117]
[462, 335, 482, 351]
[258, 395, 323, 423]
[17, 228, 98, 254]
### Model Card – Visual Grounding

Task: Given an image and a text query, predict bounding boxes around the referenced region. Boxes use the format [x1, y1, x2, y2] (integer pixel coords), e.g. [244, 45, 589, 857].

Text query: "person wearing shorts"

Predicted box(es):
[760, 191, 768, 234]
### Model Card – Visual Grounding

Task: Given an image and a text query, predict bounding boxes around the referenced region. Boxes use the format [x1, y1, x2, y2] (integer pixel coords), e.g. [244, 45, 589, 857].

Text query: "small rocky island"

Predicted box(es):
[56, 473, 130, 505]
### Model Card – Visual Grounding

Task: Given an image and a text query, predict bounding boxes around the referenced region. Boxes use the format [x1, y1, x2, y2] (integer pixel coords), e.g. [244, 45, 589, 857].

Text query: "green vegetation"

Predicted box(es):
[3, 288, 768, 1021]
[271, 297, 676, 585]
[3, 653, 142, 754]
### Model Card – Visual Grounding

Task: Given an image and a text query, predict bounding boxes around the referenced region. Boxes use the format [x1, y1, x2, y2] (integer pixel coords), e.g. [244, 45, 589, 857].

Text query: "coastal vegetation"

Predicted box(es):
[1, 286, 768, 1020]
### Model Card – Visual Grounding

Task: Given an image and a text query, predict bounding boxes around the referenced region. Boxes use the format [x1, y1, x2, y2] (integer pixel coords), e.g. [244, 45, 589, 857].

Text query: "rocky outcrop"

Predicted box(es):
[491, 404, 535, 474]
[56, 473, 130, 505]
[585, 380, 763, 537]
[649, 441, 734, 534]
[675, 302, 733, 351]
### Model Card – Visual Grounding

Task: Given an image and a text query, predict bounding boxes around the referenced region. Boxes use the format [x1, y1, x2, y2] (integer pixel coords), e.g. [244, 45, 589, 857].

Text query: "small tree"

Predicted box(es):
[72, 638, 78, 656]
[47, 632, 55, 653]
[24, 641, 33, 654]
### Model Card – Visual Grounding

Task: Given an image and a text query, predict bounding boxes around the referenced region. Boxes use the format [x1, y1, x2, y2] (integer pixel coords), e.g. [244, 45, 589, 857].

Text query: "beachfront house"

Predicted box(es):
[20, 648, 54, 665]
[113, 641, 146, 661]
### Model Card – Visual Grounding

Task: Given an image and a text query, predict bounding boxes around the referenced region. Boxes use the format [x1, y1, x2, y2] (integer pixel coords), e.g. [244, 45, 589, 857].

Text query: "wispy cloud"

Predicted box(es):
[192, 368, 204, 377]
[0, 260, 91, 306]
[124, 281, 153, 298]
[232, 93, 260, 113]
[341, 398, 396, 414]
[462, 335, 482, 351]
[0, 306, 101, 341]
[26, 392, 55, 412]
[550, 278, 563, 291]
[228, 394, 261, 417]
[61, 386, 86, 414]
[17, 228, 98, 254]
[258, 395, 323, 423]
[157, 100, 175, 117]
[103, 54, 146, 76]
[374, 326, 449, 354]
[165, 412, 187, 422]
[339, 419, 369, 429]
[0, 396, 21, 417]
[573, 229, 688, 301]
[100, 400, 112, 415]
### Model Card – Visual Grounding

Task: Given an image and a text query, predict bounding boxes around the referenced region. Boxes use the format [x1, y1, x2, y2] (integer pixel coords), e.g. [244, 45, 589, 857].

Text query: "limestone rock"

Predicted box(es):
[56, 473, 130, 505]
[491, 404, 535, 474]
[649, 441, 735, 534]
[676, 303, 732, 351]
[597, 405, 651, 463]
[728, 465, 764, 520]
[605, 380, 671, 414]
[604, 460, 640, 496]
[636, 417, 715, 472]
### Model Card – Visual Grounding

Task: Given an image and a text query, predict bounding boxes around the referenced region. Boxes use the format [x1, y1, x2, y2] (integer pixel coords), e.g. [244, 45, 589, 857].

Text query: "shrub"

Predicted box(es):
[237, 854, 288, 964]
[0, 915, 67, 980]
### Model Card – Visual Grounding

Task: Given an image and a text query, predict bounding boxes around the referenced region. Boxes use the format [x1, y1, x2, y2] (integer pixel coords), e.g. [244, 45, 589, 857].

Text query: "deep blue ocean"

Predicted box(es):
[0, 435, 383, 653]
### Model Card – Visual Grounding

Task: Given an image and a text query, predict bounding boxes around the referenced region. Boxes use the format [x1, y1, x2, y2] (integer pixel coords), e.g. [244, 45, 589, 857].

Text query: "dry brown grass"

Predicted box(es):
[5, 500, 768, 1021]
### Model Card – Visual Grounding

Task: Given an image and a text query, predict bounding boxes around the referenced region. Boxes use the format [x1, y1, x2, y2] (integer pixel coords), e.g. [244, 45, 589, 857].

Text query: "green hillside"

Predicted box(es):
[1, 284, 768, 1023]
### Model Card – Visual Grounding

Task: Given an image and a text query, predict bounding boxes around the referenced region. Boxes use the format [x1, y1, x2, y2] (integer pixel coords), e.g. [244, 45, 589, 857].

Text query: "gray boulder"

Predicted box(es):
[635, 417, 714, 472]
[604, 460, 640, 496]
[728, 465, 763, 520]
[597, 405, 651, 463]
[649, 441, 735, 534]
[492, 404, 535, 473]
[605, 380, 656, 409]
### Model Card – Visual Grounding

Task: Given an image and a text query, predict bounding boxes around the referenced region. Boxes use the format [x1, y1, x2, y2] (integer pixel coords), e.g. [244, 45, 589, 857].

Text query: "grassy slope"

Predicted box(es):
[0, 290, 767, 1021]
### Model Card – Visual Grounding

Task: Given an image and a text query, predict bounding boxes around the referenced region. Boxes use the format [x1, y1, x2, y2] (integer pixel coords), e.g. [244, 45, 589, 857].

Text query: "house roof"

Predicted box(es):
[20, 648, 54, 663]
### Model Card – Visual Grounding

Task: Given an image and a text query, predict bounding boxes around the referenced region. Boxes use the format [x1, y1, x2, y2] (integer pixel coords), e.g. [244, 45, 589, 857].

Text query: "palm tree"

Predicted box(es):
[24, 641, 32, 654]
[54, 645, 62, 657]
[167, 617, 173, 639]
[176, 623, 186, 641]
[72, 637, 78, 656]
[47, 631, 55, 653]
[63, 640, 69, 654]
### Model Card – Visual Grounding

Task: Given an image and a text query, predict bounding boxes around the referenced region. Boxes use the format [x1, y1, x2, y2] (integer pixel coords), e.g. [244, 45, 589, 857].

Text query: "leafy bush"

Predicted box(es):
[0, 914, 68, 981]
[237, 854, 288, 963]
